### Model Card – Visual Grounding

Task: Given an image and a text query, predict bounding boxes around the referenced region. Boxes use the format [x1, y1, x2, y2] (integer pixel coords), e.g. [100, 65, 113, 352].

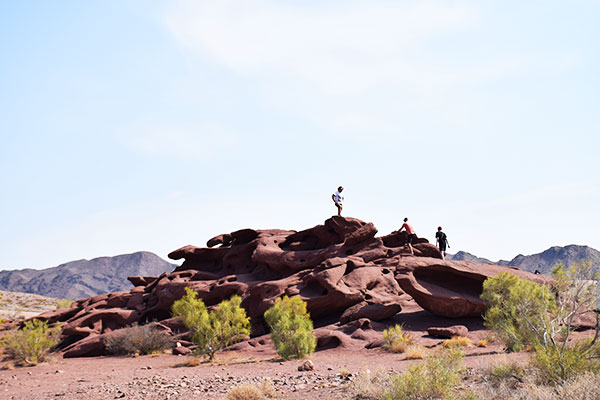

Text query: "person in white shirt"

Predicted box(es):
[331, 186, 344, 216]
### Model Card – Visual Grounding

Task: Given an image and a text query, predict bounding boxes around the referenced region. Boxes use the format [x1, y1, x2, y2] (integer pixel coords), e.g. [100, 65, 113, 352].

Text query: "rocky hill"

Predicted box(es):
[0, 252, 176, 300]
[33, 216, 546, 358]
[448, 245, 600, 275]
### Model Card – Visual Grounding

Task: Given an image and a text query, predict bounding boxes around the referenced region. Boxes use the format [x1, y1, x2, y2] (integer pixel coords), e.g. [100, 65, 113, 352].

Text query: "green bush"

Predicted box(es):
[481, 262, 600, 384]
[264, 296, 316, 360]
[383, 324, 415, 353]
[481, 271, 555, 352]
[172, 287, 250, 361]
[104, 323, 172, 355]
[1, 319, 61, 366]
[383, 350, 468, 400]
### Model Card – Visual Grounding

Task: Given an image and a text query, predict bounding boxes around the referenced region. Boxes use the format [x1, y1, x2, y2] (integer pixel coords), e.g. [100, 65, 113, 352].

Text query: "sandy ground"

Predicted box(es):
[0, 343, 527, 400]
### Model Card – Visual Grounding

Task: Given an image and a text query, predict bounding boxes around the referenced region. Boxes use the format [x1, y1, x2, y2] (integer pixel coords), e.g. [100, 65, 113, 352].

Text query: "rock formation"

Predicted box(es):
[33, 217, 546, 357]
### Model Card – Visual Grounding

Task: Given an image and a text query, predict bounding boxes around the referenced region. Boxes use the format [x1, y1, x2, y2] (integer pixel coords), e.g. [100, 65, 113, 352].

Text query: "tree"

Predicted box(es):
[481, 262, 600, 384]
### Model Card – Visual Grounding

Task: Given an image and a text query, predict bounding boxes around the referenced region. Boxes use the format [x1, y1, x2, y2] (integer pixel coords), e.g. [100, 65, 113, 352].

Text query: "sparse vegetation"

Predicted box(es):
[481, 261, 600, 384]
[1, 319, 61, 366]
[263, 296, 316, 360]
[476, 339, 488, 348]
[348, 350, 474, 400]
[442, 336, 472, 349]
[404, 346, 426, 360]
[383, 324, 415, 353]
[172, 288, 250, 361]
[55, 299, 73, 309]
[223, 380, 275, 400]
[104, 323, 172, 355]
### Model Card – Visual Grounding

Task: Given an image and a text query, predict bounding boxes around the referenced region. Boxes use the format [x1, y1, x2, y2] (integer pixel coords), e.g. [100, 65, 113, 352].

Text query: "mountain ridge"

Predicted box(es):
[448, 244, 600, 274]
[0, 251, 177, 300]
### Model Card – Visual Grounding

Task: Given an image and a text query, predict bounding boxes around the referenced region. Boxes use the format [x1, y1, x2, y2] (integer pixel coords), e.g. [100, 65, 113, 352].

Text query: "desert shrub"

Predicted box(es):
[347, 367, 392, 400]
[224, 380, 274, 400]
[476, 339, 488, 348]
[481, 271, 555, 352]
[404, 346, 426, 360]
[55, 299, 73, 309]
[172, 288, 250, 361]
[263, 296, 316, 360]
[383, 324, 415, 353]
[104, 323, 172, 355]
[533, 339, 600, 385]
[383, 349, 467, 400]
[1, 319, 61, 365]
[482, 262, 600, 384]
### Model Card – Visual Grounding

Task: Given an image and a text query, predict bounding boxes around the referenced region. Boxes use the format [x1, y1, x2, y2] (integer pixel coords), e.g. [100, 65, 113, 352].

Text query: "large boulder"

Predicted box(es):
[29, 216, 548, 357]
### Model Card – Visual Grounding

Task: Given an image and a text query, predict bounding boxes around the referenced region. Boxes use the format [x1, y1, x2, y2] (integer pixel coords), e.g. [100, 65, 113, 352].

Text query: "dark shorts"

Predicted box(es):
[406, 234, 416, 244]
[439, 242, 447, 252]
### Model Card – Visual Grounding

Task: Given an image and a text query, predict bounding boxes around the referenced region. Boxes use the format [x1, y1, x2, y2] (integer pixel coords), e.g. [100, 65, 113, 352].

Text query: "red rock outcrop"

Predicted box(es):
[32, 216, 546, 357]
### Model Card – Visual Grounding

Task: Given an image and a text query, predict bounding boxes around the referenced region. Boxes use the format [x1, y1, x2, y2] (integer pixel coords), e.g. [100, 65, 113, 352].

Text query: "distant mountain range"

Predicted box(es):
[1, 246, 597, 301]
[447, 245, 600, 275]
[0, 252, 176, 300]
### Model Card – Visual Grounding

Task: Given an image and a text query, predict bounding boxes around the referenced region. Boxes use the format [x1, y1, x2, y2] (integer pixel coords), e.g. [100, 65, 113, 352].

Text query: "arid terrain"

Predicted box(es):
[0, 290, 64, 321]
[0, 301, 532, 400]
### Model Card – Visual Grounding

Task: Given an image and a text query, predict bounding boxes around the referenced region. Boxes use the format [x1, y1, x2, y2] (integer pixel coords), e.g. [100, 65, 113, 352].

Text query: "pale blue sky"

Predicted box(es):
[1, 1, 598, 270]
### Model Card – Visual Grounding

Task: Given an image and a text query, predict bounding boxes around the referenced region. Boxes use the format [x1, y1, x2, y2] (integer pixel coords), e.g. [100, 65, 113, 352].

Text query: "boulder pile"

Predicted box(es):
[34, 217, 546, 357]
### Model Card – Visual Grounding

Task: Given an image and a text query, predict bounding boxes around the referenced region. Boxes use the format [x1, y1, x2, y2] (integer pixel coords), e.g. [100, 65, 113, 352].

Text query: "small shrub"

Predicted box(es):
[172, 288, 250, 361]
[105, 324, 172, 355]
[442, 336, 472, 349]
[224, 383, 265, 400]
[533, 339, 600, 385]
[488, 362, 526, 386]
[55, 299, 73, 309]
[383, 349, 464, 400]
[264, 296, 316, 360]
[347, 367, 392, 400]
[404, 346, 426, 360]
[383, 324, 415, 353]
[1, 319, 61, 366]
[224, 380, 274, 400]
[476, 340, 488, 348]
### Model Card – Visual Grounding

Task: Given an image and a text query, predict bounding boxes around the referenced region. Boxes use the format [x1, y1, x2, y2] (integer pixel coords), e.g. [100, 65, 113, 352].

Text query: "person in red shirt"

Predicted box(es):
[399, 217, 416, 255]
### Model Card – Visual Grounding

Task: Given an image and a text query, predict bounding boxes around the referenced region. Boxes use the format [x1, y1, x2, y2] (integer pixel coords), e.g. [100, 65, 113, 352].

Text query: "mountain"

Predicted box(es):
[0, 252, 177, 300]
[448, 245, 600, 275]
[445, 251, 492, 264]
[498, 245, 600, 275]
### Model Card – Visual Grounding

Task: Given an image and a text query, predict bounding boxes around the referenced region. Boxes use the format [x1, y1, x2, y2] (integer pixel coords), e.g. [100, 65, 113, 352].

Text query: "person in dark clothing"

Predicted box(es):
[435, 226, 450, 260]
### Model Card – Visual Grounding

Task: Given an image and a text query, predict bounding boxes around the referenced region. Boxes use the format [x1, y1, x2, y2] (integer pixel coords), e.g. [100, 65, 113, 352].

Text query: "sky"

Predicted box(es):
[0, 0, 599, 270]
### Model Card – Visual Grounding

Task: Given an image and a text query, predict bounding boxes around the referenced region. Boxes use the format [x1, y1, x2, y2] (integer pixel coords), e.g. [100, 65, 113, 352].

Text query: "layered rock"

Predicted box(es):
[32, 216, 545, 357]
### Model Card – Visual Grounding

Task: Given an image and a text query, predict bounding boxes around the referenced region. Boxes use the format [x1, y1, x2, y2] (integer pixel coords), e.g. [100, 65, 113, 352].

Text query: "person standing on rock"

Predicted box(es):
[332, 186, 344, 216]
[399, 217, 416, 255]
[435, 226, 450, 260]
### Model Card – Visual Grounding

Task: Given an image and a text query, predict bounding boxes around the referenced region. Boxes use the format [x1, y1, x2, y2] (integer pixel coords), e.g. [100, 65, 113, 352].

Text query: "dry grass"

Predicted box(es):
[383, 324, 415, 353]
[222, 380, 275, 400]
[345, 368, 392, 400]
[403, 346, 426, 360]
[473, 373, 600, 400]
[338, 367, 351, 377]
[477, 339, 488, 348]
[442, 336, 472, 349]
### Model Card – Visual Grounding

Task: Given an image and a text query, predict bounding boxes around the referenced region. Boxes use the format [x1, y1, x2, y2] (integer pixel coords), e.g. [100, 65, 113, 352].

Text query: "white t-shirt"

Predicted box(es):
[333, 191, 343, 204]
